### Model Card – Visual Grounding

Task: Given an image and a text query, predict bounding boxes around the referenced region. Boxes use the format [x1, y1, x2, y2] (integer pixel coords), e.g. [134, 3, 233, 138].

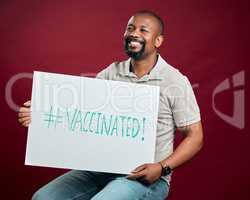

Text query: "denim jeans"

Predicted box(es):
[32, 170, 169, 200]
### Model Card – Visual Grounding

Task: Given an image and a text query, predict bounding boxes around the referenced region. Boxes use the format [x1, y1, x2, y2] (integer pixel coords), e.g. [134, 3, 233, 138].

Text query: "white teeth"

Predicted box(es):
[129, 41, 142, 48]
[130, 41, 140, 45]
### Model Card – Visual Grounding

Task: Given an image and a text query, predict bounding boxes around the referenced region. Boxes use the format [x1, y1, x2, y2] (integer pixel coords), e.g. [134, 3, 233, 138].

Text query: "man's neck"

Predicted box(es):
[131, 52, 158, 78]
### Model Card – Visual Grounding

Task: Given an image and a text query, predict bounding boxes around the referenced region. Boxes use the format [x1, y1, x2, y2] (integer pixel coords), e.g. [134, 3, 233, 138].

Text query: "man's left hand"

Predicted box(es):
[126, 163, 162, 185]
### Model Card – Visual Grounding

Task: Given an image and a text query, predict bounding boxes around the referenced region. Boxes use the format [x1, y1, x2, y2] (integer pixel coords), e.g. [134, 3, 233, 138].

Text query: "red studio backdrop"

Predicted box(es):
[1, 0, 249, 199]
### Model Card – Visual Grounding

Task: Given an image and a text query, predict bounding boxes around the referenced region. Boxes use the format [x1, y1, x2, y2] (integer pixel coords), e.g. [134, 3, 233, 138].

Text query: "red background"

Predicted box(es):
[0, 0, 249, 199]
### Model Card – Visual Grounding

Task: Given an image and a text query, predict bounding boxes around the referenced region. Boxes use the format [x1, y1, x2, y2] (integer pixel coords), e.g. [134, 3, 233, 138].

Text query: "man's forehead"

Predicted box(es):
[127, 14, 159, 28]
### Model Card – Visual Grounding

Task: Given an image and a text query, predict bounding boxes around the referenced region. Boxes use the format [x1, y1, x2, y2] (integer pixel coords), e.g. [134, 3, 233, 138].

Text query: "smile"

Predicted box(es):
[129, 41, 143, 48]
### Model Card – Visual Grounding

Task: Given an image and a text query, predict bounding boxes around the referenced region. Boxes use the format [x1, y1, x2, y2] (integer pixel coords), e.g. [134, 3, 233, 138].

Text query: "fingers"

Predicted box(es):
[127, 164, 147, 180]
[19, 106, 30, 113]
[23, 100, 31, 107]
[18, 100, 32, 127]
[127, 163, 162, 185]
[18, 116, 31, 124]
[127, 164, 147, 179]
[18, 115, 31, 127]
[18, 100, 31, 117]
[127, 169, 147, 180]
[23, 120, 31, 127]
[131, 164, 146, 173]
[18, 107, 30, 114]
[18, 117, 31, 127]
[18, 111, 31, 118]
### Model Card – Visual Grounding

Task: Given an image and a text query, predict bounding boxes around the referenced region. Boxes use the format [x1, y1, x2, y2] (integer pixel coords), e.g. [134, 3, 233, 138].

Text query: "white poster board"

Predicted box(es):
[25, 71, 160, 174]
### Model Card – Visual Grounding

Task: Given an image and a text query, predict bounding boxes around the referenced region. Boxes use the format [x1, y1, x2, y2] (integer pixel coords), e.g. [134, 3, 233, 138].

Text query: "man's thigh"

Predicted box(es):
[91, 177, 169, 200]
[32, 170, 101, 200]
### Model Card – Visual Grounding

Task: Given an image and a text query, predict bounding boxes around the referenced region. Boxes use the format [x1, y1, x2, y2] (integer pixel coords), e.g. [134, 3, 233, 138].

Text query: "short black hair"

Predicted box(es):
[134, 10, 164, 35]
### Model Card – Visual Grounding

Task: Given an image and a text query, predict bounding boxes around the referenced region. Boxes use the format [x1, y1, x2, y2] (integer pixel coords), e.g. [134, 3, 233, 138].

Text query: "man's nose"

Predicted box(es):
[129, 29, 140, 38]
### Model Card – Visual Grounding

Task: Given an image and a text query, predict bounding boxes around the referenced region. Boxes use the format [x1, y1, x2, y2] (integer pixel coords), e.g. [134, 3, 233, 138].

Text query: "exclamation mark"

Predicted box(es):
[141, 117, 146, 142]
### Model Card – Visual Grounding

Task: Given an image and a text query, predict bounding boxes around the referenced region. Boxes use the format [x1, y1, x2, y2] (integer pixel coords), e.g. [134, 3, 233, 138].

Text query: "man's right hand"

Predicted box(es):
[18, 100, 31, 127]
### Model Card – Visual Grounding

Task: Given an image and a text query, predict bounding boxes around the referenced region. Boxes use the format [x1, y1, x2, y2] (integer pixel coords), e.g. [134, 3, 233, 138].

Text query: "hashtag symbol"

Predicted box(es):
[44, 106, 63, 129]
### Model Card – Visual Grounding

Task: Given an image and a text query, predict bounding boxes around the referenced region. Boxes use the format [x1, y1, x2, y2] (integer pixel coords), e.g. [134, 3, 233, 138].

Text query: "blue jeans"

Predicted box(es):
[32, 170, 169, 200]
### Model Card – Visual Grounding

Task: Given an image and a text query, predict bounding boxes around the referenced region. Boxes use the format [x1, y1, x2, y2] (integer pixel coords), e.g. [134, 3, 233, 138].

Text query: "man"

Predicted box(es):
[18, 11, 203, 200]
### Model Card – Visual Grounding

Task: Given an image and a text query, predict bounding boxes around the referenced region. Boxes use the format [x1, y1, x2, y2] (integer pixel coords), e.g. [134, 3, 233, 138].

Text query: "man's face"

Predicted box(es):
[124, 14, 162, 60]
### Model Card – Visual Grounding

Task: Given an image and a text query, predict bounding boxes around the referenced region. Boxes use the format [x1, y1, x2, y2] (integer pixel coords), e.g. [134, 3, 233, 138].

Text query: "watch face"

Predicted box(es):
[163, 166, 171, 176]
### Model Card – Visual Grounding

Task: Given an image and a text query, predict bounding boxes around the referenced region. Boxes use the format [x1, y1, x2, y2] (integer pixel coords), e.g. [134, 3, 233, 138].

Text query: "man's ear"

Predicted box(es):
[155, 35, 164, 48]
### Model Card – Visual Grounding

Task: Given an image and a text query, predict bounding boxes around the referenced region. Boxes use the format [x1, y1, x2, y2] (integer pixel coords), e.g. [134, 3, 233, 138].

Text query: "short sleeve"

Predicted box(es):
[96, 68, 108, 80]
[168, 76, 201, 127]
[95, 63, 116, 80]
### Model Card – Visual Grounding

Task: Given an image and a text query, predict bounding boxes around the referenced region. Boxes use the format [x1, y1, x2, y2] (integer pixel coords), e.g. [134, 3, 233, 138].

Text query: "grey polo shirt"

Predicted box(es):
[96, 54, 201, 183]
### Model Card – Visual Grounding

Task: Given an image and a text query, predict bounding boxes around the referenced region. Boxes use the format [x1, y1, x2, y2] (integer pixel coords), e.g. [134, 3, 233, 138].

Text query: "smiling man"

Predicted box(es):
[18, 10, 203, 200]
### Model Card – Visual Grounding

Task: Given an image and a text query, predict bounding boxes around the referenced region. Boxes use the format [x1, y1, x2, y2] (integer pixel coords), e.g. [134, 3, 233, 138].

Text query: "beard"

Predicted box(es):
[124, 36, 146, 60]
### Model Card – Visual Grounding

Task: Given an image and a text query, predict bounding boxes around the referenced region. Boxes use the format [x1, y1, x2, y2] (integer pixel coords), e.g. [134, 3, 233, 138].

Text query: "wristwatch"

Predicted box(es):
[159, 162, 172, 176]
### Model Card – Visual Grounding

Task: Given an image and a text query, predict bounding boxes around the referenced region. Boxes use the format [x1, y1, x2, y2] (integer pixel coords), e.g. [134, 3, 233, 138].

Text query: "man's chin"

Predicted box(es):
[126, 52, 144, 60]
[124, 44, 145, 60]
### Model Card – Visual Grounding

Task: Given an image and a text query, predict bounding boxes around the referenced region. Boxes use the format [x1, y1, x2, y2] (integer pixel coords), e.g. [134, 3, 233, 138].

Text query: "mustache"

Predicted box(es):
[125, 36, 145, 44]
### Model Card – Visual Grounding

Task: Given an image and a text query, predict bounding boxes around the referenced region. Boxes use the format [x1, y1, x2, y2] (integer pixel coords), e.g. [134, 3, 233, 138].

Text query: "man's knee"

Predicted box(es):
[31, 186, 56, 200]
[31, 189, 46, 200]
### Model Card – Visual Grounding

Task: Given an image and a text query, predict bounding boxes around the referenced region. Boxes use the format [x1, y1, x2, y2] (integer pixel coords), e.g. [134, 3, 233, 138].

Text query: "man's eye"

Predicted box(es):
[127, 27, 133, 31]
[140, 29, 148, 32]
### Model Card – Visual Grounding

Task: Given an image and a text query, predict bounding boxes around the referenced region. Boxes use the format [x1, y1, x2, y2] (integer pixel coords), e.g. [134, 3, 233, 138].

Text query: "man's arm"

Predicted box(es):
[160, 121, 203, 169]
[127, 121, 203, 184]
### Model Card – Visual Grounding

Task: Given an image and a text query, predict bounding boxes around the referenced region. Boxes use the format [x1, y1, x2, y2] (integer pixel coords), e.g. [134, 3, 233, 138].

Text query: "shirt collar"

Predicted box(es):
[119, 54, 165, 80]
